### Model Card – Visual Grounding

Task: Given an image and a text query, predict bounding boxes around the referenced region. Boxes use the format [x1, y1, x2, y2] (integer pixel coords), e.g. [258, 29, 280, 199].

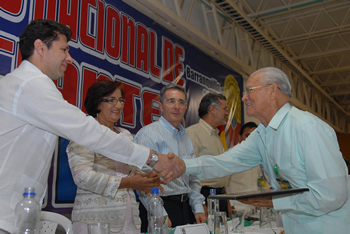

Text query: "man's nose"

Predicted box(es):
[66, 52, 73, 63]
[242, 93, 248, 102]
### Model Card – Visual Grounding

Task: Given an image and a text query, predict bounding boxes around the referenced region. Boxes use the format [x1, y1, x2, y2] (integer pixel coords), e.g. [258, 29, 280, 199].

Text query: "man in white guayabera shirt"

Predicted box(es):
[0, 19, 183, 234]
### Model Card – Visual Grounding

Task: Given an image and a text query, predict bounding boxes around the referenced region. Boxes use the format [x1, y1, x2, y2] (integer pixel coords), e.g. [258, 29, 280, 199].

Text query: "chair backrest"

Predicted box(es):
[40, 211, 73, 234]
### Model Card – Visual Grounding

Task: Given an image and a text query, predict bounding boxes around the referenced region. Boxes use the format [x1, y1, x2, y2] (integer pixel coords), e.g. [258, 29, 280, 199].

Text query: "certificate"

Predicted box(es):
[208, 187, 309, 200]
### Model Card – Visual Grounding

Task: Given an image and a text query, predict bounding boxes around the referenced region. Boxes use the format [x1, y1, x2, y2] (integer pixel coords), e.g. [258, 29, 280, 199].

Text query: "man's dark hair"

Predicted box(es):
[19, 19, 72, 60]
[239, 122, 258, 136]
[84, 79, 125, 118]
[159, 83, 187, 104]
[198, 93, 226, 118]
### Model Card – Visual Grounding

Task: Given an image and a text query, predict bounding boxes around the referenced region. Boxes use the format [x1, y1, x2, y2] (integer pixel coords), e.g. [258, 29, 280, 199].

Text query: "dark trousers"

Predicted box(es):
[138, 194, 196, 233]
[201, 186, 229, 216]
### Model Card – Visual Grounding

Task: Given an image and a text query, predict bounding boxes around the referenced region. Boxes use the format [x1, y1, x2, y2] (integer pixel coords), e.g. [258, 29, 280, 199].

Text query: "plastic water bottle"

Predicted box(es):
[13, 188, 41, 234]
[207, 189, 219, 233]
[147, 188, 168, 234]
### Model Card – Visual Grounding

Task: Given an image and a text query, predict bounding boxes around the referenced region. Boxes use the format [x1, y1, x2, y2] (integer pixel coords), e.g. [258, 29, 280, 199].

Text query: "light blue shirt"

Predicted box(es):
[135, 116, 205, 215]
[185, 103, 350, 233]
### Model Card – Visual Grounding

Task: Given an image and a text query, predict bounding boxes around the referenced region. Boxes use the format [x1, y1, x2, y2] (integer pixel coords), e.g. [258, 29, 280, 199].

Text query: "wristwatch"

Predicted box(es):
[148, 150, 159, 168]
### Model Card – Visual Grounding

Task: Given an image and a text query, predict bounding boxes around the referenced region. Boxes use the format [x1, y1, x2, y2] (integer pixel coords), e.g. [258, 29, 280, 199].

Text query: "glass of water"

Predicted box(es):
[214, 211, 228, 234]
[231, 209, 245, 233]
[87, 223, 110, 234]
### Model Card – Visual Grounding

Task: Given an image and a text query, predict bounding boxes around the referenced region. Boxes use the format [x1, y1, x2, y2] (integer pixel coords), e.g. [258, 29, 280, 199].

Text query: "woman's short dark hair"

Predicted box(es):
[19, 19, 72, 60]
[84, 79, 125, 117]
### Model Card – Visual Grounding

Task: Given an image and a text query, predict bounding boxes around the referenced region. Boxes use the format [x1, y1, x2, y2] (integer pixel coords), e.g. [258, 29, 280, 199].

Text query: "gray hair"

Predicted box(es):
[251, 67, 292, 98]
[159, 83, 187, 103]
[198, 93, 226, 118]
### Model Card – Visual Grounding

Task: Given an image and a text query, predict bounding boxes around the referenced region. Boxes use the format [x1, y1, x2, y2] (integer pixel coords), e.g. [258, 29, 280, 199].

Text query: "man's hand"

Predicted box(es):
[203, 204, 208, 218]
[167, 218, 172, 228]
[194, 212, 207, 224]
[130, 171, 166, 195]
[238, 196, 273, 208]
[153, 152, 186, 182]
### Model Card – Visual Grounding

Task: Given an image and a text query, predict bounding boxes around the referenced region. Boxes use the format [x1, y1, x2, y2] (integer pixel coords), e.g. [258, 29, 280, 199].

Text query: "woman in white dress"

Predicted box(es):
[67, 79, 164, 234]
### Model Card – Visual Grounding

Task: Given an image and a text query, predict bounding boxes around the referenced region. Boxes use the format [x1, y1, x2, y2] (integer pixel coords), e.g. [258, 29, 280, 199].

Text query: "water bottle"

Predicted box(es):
[207, 189, 219, 233]
[147, 188, 168, 234]
[13, 188, 41, 234]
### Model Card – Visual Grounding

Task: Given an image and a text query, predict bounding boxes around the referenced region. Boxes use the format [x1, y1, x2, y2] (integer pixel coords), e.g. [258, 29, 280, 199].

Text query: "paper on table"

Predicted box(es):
[209, 188, 309, 200]
[174, 223, 209, 234]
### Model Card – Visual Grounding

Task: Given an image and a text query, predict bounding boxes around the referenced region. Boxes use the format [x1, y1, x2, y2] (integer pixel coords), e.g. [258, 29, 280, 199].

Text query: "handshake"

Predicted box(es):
[152, 152, 186, 182]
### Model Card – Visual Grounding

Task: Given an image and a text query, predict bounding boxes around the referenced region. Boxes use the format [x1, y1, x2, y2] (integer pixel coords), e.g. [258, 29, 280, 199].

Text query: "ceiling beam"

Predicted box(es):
[330, 90, 350, 96]
[213, 0, 350, 119]
[321, 81, 350, 87]
[124, 0, 254, 76]
[262, 1, 349, 22]
[247, 0, 330, 19]
[341, 100, 350, 105]
[308, 65, 350, 75]
[275, 26, 350, 44]
[292, 47, 350, 60]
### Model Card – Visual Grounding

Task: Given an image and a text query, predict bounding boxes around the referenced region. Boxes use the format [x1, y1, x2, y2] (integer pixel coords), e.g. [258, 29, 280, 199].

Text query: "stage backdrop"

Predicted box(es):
[0, 0, 243, 213]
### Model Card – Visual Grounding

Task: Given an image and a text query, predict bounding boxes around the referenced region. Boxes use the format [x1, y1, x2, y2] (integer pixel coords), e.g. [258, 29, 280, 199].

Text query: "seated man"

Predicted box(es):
[135, 83, 206, 232]
[186, 93, 231, 216]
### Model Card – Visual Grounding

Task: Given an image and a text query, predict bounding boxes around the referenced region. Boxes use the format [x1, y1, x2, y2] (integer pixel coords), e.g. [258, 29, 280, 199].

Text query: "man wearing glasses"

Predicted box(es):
[175, 67, 350, 233]
[135, 83, 206, 231]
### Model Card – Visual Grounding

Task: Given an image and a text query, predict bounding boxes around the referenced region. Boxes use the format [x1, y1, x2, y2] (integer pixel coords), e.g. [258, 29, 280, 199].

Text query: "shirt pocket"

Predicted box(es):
[274, 150, 306, 187]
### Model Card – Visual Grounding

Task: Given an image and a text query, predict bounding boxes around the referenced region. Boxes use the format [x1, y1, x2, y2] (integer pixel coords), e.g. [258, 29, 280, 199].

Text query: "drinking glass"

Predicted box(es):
[276, 210, 284, 228]
[249, 206, 257, 216]
[213, 211, 228, 234]
[259, 207, 271, 229]
[231, 209, 245, 233]
[269, 208, 277, 228]
[87, 223, 110, 234]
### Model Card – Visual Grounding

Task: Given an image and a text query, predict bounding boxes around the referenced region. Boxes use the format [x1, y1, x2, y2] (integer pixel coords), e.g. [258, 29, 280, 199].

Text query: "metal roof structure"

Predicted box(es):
[124, 0, 350, 132]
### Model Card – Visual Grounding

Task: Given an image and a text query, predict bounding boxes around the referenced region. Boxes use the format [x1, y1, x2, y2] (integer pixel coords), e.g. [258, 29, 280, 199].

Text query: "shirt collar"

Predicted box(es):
[268, 103, 291, 130]
[21, 60, 44, 74]
[199, 118, 219, 135]
[159, 116, 186, 135]
[256, 103, 291, 133]
[20, 61, 56, 85]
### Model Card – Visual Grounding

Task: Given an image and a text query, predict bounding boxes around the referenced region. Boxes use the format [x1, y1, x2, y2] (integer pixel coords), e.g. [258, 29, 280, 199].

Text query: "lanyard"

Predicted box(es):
[274, 165, 279, 177]
[274, 164, 292, 189]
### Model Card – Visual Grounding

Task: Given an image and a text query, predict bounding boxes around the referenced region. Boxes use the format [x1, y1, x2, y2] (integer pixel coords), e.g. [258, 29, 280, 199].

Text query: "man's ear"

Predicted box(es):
[159, 101, 164, 113]
[209, 104, 216, 114]
[33, 39, 45, 57]
[270, 83, 278, 99]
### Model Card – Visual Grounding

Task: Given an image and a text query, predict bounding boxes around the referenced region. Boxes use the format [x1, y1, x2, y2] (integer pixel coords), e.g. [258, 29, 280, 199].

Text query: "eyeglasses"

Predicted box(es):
[165, 99, 187, 107]
[244, 84, 271, 95]
[101, 98, 125, 105]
